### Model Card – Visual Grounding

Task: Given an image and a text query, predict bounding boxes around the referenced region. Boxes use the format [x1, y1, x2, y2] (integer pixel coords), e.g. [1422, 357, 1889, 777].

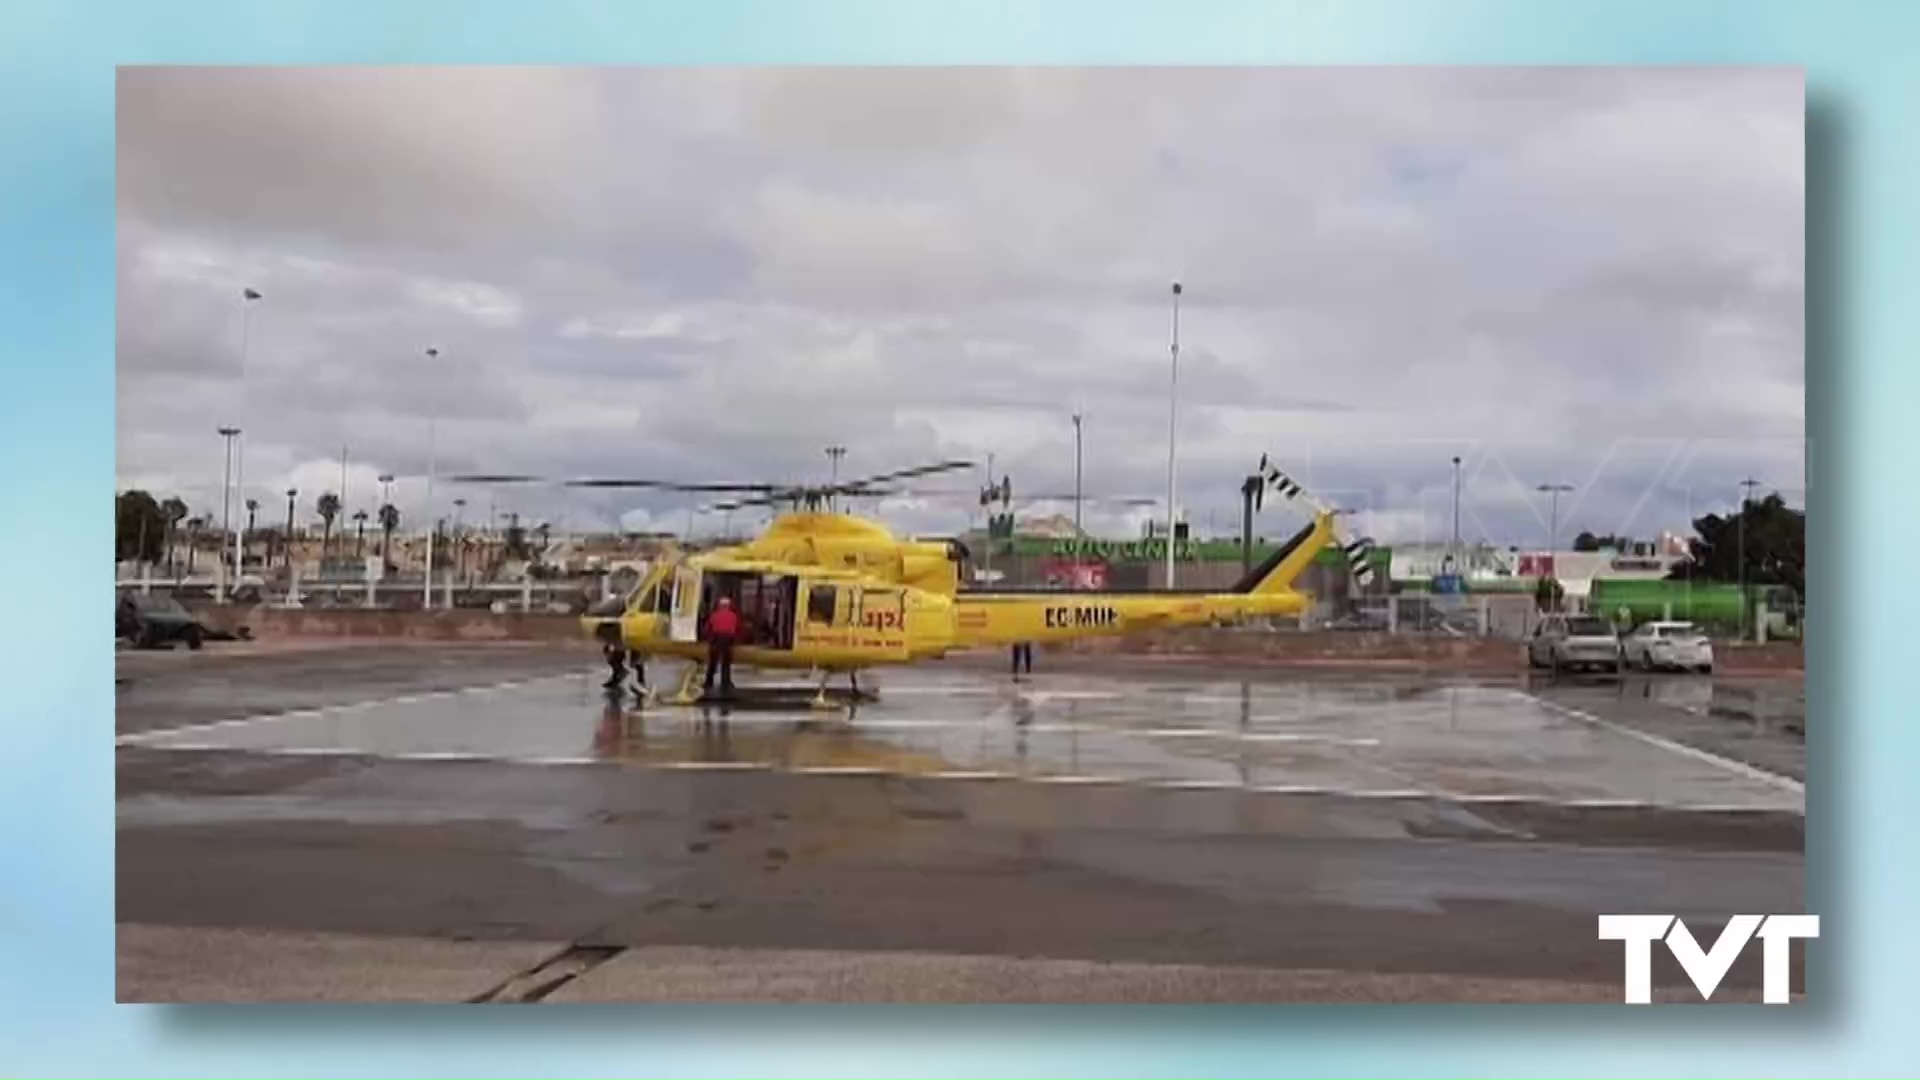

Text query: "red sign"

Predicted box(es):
[1518, 553, 1556, 577]
[1041, 559, 1109, 590]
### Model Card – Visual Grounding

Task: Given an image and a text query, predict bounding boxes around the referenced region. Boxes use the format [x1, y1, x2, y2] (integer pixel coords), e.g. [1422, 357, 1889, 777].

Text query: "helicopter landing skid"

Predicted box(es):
[658, 665, 878, 710]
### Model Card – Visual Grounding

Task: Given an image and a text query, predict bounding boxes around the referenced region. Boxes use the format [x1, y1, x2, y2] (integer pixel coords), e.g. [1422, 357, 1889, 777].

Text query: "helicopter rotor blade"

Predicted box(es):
[444, 474, 552, 485]
[840, 460, 974, 489]
[560, 479, 787, 493]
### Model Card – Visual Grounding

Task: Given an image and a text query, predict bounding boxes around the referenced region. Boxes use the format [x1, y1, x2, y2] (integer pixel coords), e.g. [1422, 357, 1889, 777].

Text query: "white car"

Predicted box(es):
[1620, 621, 1715, 674]
[1528, 614, 1623, 675]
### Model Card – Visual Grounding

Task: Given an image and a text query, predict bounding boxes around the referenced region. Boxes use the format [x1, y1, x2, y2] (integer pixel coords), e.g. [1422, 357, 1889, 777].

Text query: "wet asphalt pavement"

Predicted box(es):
[115, 642, 1807, 1001]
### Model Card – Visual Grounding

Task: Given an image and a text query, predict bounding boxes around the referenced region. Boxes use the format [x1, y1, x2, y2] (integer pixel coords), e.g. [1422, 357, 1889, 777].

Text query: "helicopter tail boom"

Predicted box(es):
[948, 510, 1346, 647]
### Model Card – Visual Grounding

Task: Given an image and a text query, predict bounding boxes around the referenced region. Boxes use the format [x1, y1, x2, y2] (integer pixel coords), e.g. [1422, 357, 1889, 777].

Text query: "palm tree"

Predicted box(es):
[183, 515, 204, 575]
[378, 503, 400, 570]
[352, 509, 370, 557]
[283, 487, 299, 569]
[243, 498, 259, 566]
[160, 497, 188, 575]
[316, 492, 341, 561]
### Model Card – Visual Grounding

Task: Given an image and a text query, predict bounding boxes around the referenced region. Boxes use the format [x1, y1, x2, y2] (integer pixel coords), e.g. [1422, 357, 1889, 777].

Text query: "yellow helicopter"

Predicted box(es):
[450, 458, 1374, 707]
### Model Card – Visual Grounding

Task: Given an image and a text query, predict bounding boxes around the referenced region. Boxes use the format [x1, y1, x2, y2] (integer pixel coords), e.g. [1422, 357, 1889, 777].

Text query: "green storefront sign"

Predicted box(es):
[1024, 536, 1390, 571]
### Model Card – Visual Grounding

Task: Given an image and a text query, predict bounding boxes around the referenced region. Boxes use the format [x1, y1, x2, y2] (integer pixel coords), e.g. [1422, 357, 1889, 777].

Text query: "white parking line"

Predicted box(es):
[110, 741, 1800, 813]
[115, 675, 561, 747]
[1151, 778, 1246, 790]
[1140, 728, 1380, 747]
[1517, 691, 1805, 797]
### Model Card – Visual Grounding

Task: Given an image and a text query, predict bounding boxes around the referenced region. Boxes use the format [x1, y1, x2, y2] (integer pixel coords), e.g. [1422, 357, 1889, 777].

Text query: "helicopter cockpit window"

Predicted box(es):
[630, 582, 656, 613]
[806, 584, 837, 625]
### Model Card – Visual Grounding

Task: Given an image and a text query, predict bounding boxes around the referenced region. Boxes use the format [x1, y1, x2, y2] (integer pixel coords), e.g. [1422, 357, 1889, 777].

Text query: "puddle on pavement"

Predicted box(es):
[119, 669, 1804, 812]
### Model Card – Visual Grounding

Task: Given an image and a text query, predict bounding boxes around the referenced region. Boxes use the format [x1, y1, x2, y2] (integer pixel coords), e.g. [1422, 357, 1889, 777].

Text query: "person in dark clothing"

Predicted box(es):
[600, 626, 648, 698]
[703, 596, 740, 696]
[1011, 641, 1033, 680]
[600, 628, 629, 689]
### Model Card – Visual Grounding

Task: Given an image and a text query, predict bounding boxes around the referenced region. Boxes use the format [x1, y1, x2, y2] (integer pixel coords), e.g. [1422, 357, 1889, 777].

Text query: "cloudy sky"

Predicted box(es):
[116, 66, 1803, 548]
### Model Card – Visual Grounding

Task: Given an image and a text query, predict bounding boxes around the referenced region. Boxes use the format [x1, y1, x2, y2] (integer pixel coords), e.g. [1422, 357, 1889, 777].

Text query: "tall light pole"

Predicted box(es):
[423, 346, 440, 609]
[378, 473, 394, 510]
[1071, 410, 1084, 540]
[1536, 483, 1573, 553]
[1737, 477, 1762, 639]
[983, 451, 997, 583]
[217, 426, 240, 600]
[1451, 456, 1463, 559]
[824, 444, 846, 511]
[232, 288, 261, 595]
[1164, 281, 1182, 589]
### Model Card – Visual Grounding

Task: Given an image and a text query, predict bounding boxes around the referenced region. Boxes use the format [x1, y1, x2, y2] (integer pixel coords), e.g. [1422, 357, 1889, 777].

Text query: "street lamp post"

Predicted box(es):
[1737, 477, 1762, 639]
[217, 426, 240, 601]
[1071, 411, 1084, 540]
[1164, 281, 1182, 589]
[424, 346, 439, 609]
[825, 445, 846, 511]
[1535, 483, 1573, 552]
[232, 288, 261, 596]
[1451, 456, 1463, 558]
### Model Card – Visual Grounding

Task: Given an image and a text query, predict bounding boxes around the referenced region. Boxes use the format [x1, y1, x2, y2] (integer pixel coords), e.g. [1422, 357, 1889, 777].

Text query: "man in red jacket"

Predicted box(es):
[703, 595, 740, 697]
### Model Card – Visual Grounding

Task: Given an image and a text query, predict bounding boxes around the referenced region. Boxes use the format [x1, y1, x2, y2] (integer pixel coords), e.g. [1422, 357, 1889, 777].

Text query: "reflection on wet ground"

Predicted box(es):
[119, 667, 1803, 813]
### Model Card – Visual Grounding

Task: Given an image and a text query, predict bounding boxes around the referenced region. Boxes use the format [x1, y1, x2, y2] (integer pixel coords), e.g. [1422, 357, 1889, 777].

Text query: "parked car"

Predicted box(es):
[1528, 614, 1622, 674]
[116, 591, 205, 650]
[1620, 620, 1715, 673]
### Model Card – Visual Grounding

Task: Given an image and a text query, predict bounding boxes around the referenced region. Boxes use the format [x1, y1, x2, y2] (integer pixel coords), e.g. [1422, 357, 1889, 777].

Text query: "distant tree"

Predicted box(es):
[316, 492, 341, 559]
[116, 490, 168, 564]
[503, 514, 530, 561]
[160, 496, 189, 570]
[352, 509, 370, 557]
[1573, 531, 1631, 552]
[1668, 493, 1805, 598]
[378, 504, 400, 568]
[183, 516, 204, 574]
[1533, 575, 1565, 613]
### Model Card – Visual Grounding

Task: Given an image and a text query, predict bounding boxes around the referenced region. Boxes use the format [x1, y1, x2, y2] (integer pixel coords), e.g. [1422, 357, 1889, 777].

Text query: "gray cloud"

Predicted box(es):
[116, 66, 1803, 546]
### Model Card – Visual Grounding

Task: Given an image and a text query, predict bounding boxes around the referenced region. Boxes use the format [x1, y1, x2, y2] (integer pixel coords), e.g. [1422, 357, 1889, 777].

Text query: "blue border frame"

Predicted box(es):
[8, 1, 1908, 1075]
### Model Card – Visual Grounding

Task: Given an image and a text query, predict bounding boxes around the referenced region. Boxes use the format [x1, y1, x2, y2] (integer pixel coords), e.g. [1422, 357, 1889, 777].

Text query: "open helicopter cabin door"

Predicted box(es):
[668, 565, 702, 643]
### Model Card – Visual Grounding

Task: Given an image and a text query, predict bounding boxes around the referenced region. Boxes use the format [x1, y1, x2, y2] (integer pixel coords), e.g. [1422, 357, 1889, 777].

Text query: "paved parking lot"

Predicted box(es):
[116, 643, 1806, 1003]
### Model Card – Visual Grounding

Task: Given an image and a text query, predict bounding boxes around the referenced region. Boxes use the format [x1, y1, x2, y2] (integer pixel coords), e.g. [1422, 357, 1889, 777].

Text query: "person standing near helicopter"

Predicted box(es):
[1011, 641, 1034, 680]
[703, 595, 741, 697]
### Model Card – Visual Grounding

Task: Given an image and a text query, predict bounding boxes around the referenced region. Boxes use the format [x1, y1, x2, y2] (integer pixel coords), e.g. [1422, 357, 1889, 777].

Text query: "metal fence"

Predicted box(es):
[115, 573, 612, 615]
[118, 567, 1800, 643]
